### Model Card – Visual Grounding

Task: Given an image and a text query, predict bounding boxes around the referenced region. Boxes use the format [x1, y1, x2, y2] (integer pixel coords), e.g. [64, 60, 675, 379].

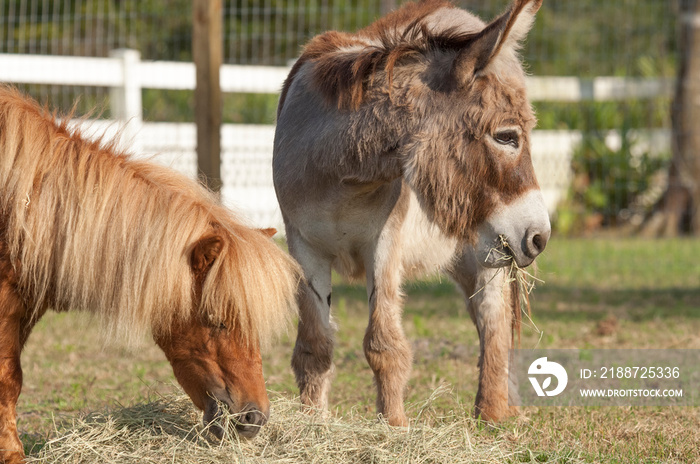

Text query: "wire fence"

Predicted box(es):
[0, 3, 678, 79]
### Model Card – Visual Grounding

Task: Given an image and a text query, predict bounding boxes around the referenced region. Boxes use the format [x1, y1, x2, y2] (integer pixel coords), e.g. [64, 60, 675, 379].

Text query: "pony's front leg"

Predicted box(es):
[451, 251, 518, 422]
[0, 354, 23, 464]
[0, 289, 27, 463]
[288, 230, 336, 413]
[364, 234, 412, 427]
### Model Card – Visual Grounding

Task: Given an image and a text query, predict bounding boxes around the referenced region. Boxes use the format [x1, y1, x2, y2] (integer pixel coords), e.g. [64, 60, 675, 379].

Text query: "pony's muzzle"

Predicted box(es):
[203, 399, 267, 440]
[234, 405, 268, 438]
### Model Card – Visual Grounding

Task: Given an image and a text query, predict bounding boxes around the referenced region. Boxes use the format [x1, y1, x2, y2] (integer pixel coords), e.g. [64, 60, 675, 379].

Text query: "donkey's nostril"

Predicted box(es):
[532, 234, 546, 253]
[524, 230, 549, 260]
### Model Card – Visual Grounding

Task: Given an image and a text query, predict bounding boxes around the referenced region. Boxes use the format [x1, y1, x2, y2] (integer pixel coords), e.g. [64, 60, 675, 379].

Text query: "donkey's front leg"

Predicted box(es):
[363, 233, 412, 427]
[471, 268, 517, 421]
[288, 229, 336, 413]
[451, 251, 517, 422]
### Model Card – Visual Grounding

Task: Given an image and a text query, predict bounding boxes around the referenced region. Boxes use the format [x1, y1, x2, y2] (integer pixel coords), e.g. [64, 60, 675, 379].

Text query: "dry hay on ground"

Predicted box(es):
[25, 388, 554, 464]
[26, 387, 698, 463]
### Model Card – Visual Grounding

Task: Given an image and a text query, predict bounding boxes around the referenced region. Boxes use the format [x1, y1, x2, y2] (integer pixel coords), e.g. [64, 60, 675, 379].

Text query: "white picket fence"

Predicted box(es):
[0, 51, 672, 230]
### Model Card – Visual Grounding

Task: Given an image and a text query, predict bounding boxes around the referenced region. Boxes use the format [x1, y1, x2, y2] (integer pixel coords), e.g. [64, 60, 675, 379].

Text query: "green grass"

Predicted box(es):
[538, 237, 700, 289]
[17, 238, 700, 462]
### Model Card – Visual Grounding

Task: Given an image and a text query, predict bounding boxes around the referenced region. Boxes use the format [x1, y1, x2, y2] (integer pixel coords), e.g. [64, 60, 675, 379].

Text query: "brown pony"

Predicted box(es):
[274, 0, 550, 426]
[0, 86, 299, 463]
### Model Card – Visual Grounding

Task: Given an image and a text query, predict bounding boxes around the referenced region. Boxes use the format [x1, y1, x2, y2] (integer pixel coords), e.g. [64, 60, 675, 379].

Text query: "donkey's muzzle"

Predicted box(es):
[477, 190, 551, 268]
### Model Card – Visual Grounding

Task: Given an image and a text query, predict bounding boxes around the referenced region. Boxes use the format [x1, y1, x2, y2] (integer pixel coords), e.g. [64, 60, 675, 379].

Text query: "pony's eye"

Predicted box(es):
[205, 317, 227, 330]
[494, 130, 519, 148]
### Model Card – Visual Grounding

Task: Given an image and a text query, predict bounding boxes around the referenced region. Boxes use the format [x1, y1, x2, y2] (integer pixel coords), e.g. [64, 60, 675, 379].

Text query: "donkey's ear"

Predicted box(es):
[191, 235, 224, 275]
[258, 228, 277, 238]
[497, 0, 543, 51]
[455, 0, 542, 78]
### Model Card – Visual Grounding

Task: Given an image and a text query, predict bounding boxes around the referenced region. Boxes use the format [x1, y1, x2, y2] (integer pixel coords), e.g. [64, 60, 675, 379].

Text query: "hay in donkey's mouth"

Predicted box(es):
[470, 235, 544, 341]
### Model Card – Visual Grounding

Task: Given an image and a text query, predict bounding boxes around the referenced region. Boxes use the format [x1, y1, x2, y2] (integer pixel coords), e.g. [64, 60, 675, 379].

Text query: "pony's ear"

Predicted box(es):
[454, 0, 542, 79]
[259, 228, 277, 238]
[191, 235, 224, 276]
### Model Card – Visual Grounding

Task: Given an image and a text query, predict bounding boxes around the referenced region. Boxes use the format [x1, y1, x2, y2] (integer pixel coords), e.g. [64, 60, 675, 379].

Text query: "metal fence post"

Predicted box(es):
[109, 48, 143, 155]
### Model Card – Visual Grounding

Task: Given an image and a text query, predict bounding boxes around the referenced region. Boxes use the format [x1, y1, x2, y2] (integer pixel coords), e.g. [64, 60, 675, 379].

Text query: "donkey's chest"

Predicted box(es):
[398, 190, 459, 278]
[297, 181, 459, 279]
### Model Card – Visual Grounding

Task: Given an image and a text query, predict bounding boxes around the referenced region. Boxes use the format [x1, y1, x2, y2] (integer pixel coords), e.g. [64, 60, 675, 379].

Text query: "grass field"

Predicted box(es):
[17, 238, 700, 463]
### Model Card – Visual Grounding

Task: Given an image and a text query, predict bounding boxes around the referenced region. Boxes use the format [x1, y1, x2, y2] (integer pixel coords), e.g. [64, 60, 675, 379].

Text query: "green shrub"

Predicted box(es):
[555, 125, 668, 235]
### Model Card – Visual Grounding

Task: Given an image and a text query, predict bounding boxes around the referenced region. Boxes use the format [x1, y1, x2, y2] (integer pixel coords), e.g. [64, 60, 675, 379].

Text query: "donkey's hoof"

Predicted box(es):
[474, 403, 510, 422]
[299, 401, 331, 420]
[390, 417, 409, 428]
[507, 405, 521, 418]
[379, 413, 409, 428]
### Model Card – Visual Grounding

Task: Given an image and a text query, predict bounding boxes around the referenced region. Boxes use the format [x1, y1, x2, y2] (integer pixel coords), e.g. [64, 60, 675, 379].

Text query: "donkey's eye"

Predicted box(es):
[494, 130, 519, 148]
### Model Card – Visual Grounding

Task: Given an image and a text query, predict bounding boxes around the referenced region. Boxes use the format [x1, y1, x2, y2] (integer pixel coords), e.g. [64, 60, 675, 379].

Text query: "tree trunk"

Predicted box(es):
[642, 0, 700, 236]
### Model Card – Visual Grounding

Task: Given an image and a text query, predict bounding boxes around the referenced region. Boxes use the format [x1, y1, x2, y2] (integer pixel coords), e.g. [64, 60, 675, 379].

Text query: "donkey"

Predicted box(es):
[273, 0, 551, 425]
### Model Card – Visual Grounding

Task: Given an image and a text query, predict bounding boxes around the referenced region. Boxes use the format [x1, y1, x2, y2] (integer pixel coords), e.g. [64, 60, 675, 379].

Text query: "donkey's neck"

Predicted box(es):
[275, 65, 420, 186]
[335, 93, 418, 184]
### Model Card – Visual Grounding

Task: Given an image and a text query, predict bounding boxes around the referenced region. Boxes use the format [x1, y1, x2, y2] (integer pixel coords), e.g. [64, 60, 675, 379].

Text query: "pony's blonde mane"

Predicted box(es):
[0, 86, 299, 347]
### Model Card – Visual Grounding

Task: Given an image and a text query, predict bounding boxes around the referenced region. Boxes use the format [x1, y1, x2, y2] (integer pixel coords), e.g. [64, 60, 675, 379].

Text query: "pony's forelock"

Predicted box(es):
[199, 215, 301, 350]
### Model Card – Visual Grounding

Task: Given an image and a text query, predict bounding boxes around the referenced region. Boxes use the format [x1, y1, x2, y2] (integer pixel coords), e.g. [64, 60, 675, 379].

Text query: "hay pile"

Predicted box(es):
[26, 388, 532, 464]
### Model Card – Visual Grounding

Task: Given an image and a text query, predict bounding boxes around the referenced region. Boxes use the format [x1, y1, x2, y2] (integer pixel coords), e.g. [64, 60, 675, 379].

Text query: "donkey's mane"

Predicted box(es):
[279, 0, 484, 113]
[0, 86, 299, 347]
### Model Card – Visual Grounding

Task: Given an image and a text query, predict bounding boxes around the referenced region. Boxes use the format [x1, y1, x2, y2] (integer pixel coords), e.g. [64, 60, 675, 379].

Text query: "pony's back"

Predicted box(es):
[0, 86, 299, 346]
